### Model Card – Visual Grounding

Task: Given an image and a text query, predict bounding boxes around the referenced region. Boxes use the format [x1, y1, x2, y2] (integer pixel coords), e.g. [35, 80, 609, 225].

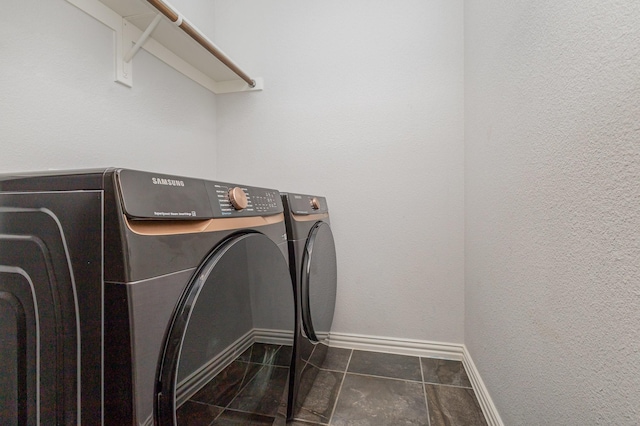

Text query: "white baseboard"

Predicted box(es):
[328, 332, 503, 426]
[254, 328, 294, 346]
[462, 345, 505, 426]
[328, 331, 464, 360]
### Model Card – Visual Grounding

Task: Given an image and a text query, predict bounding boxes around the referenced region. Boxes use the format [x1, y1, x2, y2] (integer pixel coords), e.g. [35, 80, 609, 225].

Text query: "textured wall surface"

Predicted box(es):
[212, 0, 465, 343]
[0, 0, 217, 178]
[465, 1, 640, 423]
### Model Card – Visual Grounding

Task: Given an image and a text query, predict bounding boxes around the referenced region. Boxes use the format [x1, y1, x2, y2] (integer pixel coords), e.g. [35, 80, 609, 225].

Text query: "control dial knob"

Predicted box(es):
[228, 187, 248, 210]
[310, 197, 321, 210]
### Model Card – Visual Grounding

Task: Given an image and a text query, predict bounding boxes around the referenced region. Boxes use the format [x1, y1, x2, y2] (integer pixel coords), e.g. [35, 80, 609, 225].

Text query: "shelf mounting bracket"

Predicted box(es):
[66, 0, 263, 94]
[123, 13, 162, 63]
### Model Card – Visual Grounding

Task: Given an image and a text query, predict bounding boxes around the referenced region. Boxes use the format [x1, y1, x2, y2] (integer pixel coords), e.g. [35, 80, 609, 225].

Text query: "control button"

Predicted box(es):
[310, 197, 320, 210]
[228, 187, 248, 210]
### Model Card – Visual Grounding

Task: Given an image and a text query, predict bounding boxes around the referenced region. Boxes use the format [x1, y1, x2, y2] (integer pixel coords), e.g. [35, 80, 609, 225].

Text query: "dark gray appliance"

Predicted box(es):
[0, 168, 294, 425]
[281, 193, 337, 422]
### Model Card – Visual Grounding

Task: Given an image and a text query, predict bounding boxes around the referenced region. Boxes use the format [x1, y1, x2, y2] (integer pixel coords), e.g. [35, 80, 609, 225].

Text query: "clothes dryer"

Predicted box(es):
[281, 193, 337, 421]
[0, 168, 294, 425]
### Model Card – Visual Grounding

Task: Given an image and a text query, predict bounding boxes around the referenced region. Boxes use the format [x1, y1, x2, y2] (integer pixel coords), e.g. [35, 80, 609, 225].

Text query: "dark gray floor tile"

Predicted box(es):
[425, 384, 487, 426]
[331, 374, 429, 426]
[227, 365, 289, 416]
[176, 400, 223, 426]
[212, 409, 275, 425]
[309, 345, 351, 372]
[250, 343, 283, 365]
[348, 350, 422, 381]
[293, 362, 318, 411]
[237, 346, 252, 362]
[299, 336, 315, 362]
[293, 365, 343, 424]
[273, 345, 293, 367]
[308, 343, 328, 368]
[421, 358, 472, 388]
[238, 342, 291, 367]
[290, 361, 320, 420]
[191, 361, 262, 407]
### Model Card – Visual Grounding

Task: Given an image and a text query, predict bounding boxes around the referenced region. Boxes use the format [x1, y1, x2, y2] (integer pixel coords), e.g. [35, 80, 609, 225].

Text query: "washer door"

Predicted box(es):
[155, 232, 294, 425]
[300, 221, 337, 343]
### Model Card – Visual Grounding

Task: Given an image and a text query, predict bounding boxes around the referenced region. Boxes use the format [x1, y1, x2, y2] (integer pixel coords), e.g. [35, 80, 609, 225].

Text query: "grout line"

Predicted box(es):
[423, 380, 473, 389]
[328, 348, 353, 424]
[214, 406, 276, 419]
[292, 359, 321, 422]
[182, 399, 216, 407]
[419, 358, 431, 426]
[307, 363, 348, 374]
[342, 346, 354, 375]
[308, 342, 318, 362]
[306, 345, 352, 373]
[343, 370, 424, 383]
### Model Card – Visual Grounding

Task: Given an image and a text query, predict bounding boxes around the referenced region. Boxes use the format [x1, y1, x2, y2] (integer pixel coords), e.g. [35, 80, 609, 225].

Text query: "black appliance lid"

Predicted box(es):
[117, 169, 216, 220]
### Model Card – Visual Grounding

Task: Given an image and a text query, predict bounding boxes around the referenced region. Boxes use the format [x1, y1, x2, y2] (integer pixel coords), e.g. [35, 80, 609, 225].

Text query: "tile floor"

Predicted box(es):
[176, 343, 488, 425]
[292, 346, 488, 426]
[176, 343, 291, 425]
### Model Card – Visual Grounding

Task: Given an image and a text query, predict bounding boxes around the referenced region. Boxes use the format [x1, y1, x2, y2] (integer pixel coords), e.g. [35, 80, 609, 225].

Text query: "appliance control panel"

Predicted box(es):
[117, 169, 283, 219]
[206, 182, 283, 217]
[284, 193, 328, 215]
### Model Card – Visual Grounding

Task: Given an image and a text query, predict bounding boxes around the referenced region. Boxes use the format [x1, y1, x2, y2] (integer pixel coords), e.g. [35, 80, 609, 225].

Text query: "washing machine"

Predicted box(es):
[281, 193, 337, 421]
[0, 168, 294, 425]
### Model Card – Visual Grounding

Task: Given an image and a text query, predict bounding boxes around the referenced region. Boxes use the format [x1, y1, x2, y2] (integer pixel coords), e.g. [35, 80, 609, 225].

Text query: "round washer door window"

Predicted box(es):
[300, 221, 337, 343]
[155, 232, 294, 425]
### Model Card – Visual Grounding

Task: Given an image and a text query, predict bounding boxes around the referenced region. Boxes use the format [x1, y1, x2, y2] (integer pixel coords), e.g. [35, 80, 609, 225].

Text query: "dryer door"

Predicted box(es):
[300, 221, 337, 343]
[156, 232, 294, 426]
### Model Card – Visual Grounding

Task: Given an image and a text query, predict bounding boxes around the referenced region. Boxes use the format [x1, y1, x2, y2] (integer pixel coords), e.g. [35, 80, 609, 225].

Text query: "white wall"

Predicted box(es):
[2, 0, 464, 344]
[465, 1, 640, 424]
[2, 0, 464, 343]
[6, 1, 639, 422]
[0, 0, 217, 178]
[212, 0, 465, 343]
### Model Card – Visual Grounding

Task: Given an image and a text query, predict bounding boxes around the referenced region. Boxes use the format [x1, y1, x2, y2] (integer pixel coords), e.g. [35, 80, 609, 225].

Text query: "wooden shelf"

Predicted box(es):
[67, 0, 263, 94]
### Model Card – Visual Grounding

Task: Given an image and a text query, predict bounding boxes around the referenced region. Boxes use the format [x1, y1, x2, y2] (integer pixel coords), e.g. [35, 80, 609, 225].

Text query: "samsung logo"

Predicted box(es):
[152, 177, 185, 187]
